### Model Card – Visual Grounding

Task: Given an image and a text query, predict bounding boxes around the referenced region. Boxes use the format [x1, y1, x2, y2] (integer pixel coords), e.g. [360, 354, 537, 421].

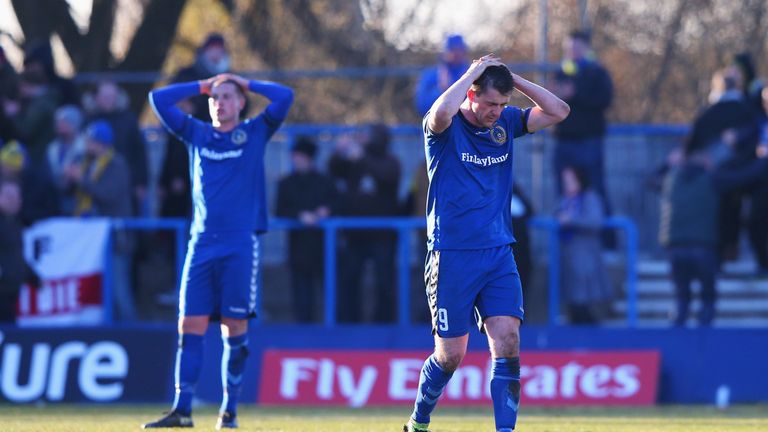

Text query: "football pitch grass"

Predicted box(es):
[1, 404, 767, 431]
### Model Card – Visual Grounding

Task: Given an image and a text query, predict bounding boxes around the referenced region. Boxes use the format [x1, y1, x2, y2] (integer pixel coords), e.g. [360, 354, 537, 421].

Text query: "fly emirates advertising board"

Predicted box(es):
[259, 350, 660, 407]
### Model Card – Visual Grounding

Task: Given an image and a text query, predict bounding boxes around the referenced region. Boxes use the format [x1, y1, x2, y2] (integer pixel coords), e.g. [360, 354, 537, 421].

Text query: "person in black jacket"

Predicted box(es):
[171, 33, 233, 123]
[509, 183, 534, 309]
[329, 124, 401, 323]
[0, 179, 28, 322]
[276, 136, 336, 322]
[86, 81, 147, 214]
[0, 140, 58, 226]
[659, 148, 720, 326]
[552, 29, 613, 212]
[687, 67, 760, 264]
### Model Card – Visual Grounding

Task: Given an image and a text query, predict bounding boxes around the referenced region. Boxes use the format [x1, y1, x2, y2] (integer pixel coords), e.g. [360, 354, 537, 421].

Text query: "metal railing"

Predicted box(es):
[270, 215, 639, 327]
[271, 217, 426, 327]
[529, 216, 639, 327]
[74, 62, 560, 84]
[98, 216, 637, 326]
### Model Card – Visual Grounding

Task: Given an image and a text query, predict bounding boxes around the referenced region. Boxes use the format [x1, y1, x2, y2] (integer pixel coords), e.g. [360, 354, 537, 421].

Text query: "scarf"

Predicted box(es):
[74, 149, 114, 217]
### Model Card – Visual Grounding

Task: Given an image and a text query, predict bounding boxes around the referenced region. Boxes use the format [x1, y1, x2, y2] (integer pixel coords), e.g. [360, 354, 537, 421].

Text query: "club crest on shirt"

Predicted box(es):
[232, 129, 247, 145]
[491, 125, 507, 145]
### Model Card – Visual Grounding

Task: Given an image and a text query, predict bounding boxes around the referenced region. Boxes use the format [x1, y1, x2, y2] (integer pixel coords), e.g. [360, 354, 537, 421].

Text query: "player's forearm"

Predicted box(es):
[150, 82, 201, 107]
[428, 72, 474, 125]
[513, 74, 570, 120]
[248, 80, 294, 121]
[148, 82, 200, 131]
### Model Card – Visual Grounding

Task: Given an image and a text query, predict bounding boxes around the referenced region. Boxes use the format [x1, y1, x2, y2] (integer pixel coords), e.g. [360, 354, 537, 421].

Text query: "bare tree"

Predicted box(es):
[10, 0, 187, 112]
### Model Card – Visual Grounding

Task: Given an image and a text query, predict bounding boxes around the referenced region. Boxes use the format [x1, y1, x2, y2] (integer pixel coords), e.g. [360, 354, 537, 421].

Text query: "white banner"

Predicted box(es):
[17, 218, 111, 327]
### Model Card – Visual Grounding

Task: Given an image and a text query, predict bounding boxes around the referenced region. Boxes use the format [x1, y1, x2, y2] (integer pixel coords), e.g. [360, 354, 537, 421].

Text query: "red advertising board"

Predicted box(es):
[259, 350, 660, 407]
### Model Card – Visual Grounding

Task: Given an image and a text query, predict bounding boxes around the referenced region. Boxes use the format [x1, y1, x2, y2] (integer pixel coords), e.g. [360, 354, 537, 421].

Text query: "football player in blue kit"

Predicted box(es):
[142, 73, 293, 429]
[404, 55, 569, 432]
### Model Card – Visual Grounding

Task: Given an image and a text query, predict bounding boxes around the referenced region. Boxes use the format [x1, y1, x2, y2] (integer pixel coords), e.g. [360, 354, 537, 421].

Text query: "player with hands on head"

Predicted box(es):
[404, 54, 569, 432]
[142, 72, 293, 430]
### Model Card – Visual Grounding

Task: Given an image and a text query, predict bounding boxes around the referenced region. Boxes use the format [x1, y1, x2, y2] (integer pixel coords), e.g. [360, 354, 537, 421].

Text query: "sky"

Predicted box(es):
[377, 0, 523, 50]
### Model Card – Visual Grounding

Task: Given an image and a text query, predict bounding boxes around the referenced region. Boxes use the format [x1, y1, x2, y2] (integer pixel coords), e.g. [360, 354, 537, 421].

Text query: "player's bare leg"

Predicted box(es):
[433, 334, 469, 372]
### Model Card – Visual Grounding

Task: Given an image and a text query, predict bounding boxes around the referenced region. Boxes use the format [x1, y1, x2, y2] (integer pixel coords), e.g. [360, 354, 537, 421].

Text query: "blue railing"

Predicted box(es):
[74, 62, 561, 84]
[271, 215, 639, 328]
[101, 216, 637, 326]
[529, 216, 639, 327]
[271, 217, 426, 327]
[276, 123, 690, 137]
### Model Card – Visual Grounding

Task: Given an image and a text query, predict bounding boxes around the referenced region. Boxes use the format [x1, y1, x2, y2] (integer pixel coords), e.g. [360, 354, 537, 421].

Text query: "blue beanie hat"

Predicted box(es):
[445, 34, 467, 51]
[86, 120, 114, 145]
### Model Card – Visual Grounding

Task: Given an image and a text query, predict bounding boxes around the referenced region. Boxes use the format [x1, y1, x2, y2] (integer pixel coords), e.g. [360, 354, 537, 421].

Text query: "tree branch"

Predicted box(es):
[641, 0, 693, 122]
[117, 0, 187, 113]
[74, 0, 117, 71]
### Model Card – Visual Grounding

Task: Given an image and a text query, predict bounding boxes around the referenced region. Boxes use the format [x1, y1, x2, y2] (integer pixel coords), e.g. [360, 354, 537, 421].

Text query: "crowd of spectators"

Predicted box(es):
[658, 57, 768, 326]
[1, 32, 767, 327]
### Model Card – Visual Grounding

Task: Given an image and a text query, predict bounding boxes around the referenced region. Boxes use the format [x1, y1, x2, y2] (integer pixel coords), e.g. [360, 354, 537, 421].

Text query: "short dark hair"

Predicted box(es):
[569, 29, 592, 44]
[291, 135, 318, 158]
[471, 65, 515, 96]
[211, 78, 245, 98]
[563, 165, 591, 191]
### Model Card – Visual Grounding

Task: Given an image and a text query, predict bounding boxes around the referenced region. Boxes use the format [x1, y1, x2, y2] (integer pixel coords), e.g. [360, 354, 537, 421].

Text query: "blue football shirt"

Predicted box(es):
[150, 82, 289, 236]
[424, 106, 531, 250]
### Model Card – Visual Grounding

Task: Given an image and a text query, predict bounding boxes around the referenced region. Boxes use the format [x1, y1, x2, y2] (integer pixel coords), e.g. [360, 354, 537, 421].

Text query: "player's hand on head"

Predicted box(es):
[199, 76, 216, 95]
[467, 54, 505, 78]
[216, 73, 249, 91]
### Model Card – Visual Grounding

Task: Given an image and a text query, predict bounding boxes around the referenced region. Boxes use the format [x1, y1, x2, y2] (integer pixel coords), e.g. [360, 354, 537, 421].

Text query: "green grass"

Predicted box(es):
[0, 404, 767, 431]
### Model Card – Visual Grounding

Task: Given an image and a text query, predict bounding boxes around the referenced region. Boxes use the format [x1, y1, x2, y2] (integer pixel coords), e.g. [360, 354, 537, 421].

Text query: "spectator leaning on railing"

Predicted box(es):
[0, 178, 30, 323]
[329, 123, 401, 324]
[276, 135, 337, 323]
[67, 121, 133, 218]
[67, 120, 137, 322]
[46, 105, 86, 215]
[0, 140, 57, 226]
[556, 165, 612, 325]
[0, 45, 19, 144]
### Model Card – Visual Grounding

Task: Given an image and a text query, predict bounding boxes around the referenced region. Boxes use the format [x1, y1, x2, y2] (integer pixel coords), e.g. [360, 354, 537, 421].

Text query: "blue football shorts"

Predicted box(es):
[424, 245, 524, 338]
[178, 232, 260, 320]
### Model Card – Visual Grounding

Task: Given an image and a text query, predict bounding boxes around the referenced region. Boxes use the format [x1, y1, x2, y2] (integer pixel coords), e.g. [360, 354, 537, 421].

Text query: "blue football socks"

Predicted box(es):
[411, 354, 453, 425]
[220, 333, 249, 416]
[171, 334, 204, 416]
[490, 357, 521, 431]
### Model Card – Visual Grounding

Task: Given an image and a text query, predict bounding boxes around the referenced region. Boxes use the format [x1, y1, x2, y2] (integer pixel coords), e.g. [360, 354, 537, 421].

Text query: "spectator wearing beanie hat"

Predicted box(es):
[170, 32, 234, 122]
[68, 120, 137, 321]
[414, 34, 470, 116]
[67, 120, 132, 218]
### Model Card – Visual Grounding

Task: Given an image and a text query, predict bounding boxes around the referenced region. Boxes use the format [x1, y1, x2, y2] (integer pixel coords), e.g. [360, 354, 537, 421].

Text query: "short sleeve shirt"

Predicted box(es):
[424, 106, 531, 250]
